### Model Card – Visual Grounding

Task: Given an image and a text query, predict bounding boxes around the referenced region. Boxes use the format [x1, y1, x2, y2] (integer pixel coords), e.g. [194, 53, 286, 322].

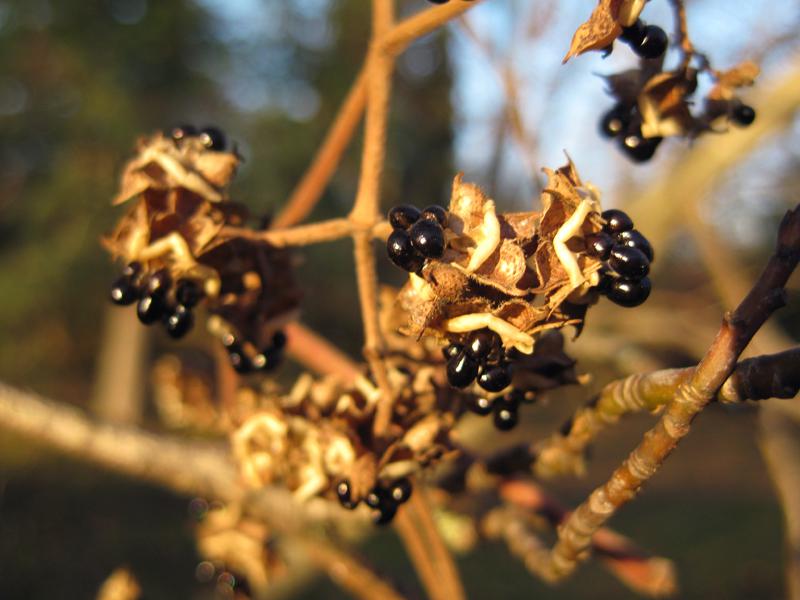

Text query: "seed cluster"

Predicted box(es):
[599, 103, 663, 163]
[588, 209, 653, 308]
[336, 478, 412, 525]
[443, 329, 511, 392]
[223, 330, 286, 375]
[110, 261, 201, 339]
[387, 204, 448, 274]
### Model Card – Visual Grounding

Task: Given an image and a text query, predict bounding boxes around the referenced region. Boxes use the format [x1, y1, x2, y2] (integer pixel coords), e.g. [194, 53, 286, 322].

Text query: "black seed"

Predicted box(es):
[252, 347, 282, 372]
[619, 19, 646, 46]
[365, 489, 383, 509]
[493, 400, 519, 431]
[606, 277, 652, 307]
[468, 396, 494, 416]
[478, 364, 512, 392]
[175, 279, 202, 308]
[635, 25, 668, 60]
[447, 351, 479, 388]
[388, 205, 421, 230]
[585, 232, 614, 260]
[616, 229, 654, 262]
[372, 502, 397, 526]
[609, 245, 650, 279]
[409, 219, 446, 259]
[110, 276, 139, 306]
[465, 329, 500, 361]
[389, 479, 412, 504]
[272, 331, 287, 350]
[619, 131, 662, 162]
[170, 124, 197, 141]
[601, 209, 634, 234]
[122, 261, 142, 278]
[732, 104, 756, 126]
[599, 104, 631, 138]
[228, 342, 253, 374]
[199, 126, 226, 151]
[387, 229, 425, 273]
[597, 268, 615, 294]
[165, 305, 194, 339]
[337, 480, 359, 510]
[147, 269, 172, 296]
[560, 417, 574, 436]
[420, 205, 448, 228]
[136, 294, 166, 324]
[442, 344, 462, 360]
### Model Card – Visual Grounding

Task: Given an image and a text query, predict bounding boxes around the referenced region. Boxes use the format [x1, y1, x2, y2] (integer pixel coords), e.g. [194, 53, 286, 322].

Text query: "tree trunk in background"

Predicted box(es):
[91, 307, 147, 424]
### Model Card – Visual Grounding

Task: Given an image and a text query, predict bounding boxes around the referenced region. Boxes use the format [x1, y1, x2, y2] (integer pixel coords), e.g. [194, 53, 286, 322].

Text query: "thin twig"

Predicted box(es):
[285, 321, 363, 384]
[383, 0, 485, 55]
[394, 508, 448, 600]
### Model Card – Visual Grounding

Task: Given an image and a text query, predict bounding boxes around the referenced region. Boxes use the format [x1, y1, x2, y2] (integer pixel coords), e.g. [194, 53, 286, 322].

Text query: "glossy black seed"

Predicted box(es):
[468, 396, 494, 416]
[199, 126, 226, 151]
[136, 294, 166, 324]
[110, 276, 139, 306]
[620, 19, 646, 45]
[365, 489, 383, 509]
[596, 268, 615, 295]
[387, 229, 426, 273]
[372, 502, 397, 526]
[493, 400, 519, 431]
[165, 304, 194, 339]
[252, 347, 282, 372]
[584, 232, 614, 260]
[389, 479, 412, 504]
[609, 245, 650, 279]
[171, 124, 197, 141]
[122, 261, 142, 278]
[337, 480, 359, 510]
[272, 331, 287, 350]
[635, 25, 668, 60]
[175, 279, 202, 308]
[228, 342, 254, 374]
[606, 277, 652, 307]
[619, 132, 662, 162]
[147, 269, 172, 296]
[420, 205, 448, 228]
[732, 104, 756, 126]
[601, 209, 634, 234]
[388, 205, 421, 230]
[442, 344, 462, 360]
[409, 219, 446, 259]
[447, 351, 479, 389]
[599, 105, 631, 138]
[478, 364, 512, 392]
[616, 229, 654, 262]
[465, 329, 500, 361]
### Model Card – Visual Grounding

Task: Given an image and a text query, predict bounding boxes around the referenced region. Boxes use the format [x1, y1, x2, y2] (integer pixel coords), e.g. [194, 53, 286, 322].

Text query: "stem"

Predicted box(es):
[285, 321, 363, 384]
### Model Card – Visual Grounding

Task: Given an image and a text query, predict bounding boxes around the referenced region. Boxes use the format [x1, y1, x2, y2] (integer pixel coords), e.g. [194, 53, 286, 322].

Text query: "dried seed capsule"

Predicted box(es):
[732, 104, 756, 126]
[601, 209, 634, 234]
[467, 396, 494, 416]
[388, 479, 412, 504]
[109, 276, 140, 306]
[635, 25, 668, 60]
[199, 126, 226, 151]
[606, 276, 652, 307]
[136, 294, 166, 324]
[447, 351, 479, 388]
[409, 219, 446, 259]
[387, 229, 426, 273]
[584, 232, 615, 260]
[477, 364, 512, 393]
[609, 245, 650, 279]
[175, 279, 202, 308]
[465, 329, 500, 362]
[336, 480, 359, 510]
[165, 304, 194, 339]
[388, 205, 422, 230]
[493, 399, 519, 431]
[599, 104, 631, 138]
[420, 205, 448, 228]
[616, 229, 654, 262]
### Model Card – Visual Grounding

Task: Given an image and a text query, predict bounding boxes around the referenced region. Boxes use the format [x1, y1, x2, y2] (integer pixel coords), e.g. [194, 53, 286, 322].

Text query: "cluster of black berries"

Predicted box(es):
[386, 204, 448, 274]
[600, 103, 664, 163]
[466, 389, 533, 432]
[586, 209, 653, 308]
[618, 19, 668, 61]
[221, 330, 286, 375]
[444, 329, 513, 393]
[336, 478, 412, 525]
[170, 124, 227, 151]
[110, 262, 201, 339]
